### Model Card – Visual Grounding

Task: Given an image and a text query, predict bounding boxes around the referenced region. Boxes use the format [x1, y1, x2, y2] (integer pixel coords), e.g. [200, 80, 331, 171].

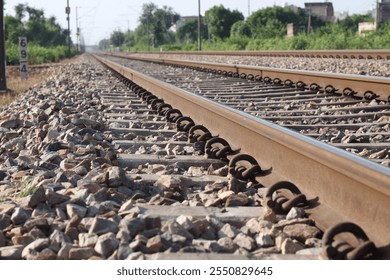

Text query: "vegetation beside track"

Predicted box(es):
[4, 4, 77, 65]
[100, 4, 390, 52]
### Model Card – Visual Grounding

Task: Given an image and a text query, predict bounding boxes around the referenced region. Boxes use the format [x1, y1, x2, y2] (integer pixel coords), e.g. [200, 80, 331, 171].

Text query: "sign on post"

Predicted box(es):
[19, 37, 28, 80]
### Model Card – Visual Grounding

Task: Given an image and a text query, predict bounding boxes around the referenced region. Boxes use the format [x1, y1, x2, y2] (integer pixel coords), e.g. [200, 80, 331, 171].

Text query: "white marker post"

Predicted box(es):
[19, 37, 28, 80]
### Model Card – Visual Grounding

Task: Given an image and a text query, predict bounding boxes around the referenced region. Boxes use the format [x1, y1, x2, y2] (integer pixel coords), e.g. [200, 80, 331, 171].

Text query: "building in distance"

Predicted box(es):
[378, 0, 390, 22]
[304, 2, 334, 22]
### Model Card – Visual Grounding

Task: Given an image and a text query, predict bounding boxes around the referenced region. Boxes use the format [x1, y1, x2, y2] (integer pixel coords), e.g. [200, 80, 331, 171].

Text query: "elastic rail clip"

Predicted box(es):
[343, 87, 357, 97]
[322, 222, 378, 260]
[131, 84, 139, 90]
[165, 108, 183, 123]
[137, 88, 148, 98]
[188, 125, 212, 143]
[205, 137, 239, 160]
[150, 98, 164, 111]
[363, 91, 379, 101]
[284, 79, 294, 87]
[264, 181, 308, 214]
[140, 91, 152, 100]
[175, 116, 195, 132]
[157, 103, 172, 116]
[296, 81, 306, 89]
[310, 83, 320, 91]
[325, 85, 338, 94]
[146, 94, 157, 104]
[228, 154, 270, 182]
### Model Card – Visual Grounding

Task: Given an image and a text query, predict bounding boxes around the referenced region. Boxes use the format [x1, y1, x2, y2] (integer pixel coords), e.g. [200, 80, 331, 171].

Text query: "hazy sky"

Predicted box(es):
[4, 0, 377, 45]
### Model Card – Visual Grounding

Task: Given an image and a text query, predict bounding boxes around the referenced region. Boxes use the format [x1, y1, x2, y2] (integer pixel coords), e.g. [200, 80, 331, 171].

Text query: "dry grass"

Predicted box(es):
[0, 92, 17, 106]
[0, 56, 80, 107]
[0, 66, 52, 106]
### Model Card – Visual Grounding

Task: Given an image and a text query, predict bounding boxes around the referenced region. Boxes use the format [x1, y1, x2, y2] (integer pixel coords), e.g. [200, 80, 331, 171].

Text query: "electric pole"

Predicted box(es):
[375, 0, 380, 31]
[127, 20, 130, 51]
[66, 0, 71, 56]
[0, 0, 6, 92]
[76, 6, 80, 52]
[198, 0, 202, 51]
[307, 4, 312, 34]
[147, 12, 150, 51]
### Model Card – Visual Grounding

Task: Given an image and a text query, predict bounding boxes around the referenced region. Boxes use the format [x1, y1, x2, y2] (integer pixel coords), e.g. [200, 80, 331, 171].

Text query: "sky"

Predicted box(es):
[4, 0, 378, 45]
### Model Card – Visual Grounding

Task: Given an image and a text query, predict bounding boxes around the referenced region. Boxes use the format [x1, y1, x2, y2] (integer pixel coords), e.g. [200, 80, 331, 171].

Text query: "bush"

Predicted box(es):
[226, 36, 250, 50]
[118, 19, 390, 52]
[5, 43, 19, 65]
[158, 44, 183, 51]
[291, 33, 309, 50]
[5, 43, 75, 65]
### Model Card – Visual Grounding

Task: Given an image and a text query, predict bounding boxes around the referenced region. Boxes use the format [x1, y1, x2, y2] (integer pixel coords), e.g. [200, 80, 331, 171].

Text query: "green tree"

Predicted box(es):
[4, 15, 25, 44]
[43, 16, 68, 46]
[339, 14, 373, 33]
[205, 5, 244, 39]
[122, 29, 134, 50]
[5, 4, 68, 46]
[136, 3, 180, 47]
[110, 30, 125, 47]
[230, 20, 252, 38]
[14, 3, 26, 22]
[98, 38, 110, 50]
[246, 6, 324, 39]
[4, 3, 75, 64]
[177, 18, 207, 44]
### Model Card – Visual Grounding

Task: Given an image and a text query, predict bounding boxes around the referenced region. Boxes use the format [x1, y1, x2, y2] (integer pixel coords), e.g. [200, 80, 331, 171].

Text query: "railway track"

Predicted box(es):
[99, 84, 303, 260]
[0, 56, 327, 260]
[104, 52, 390, 165]
[132, 50, 390, 60]
[128, 51, 390, 78]
[0, 54, 389, 260]
[94, 53, 390, 260]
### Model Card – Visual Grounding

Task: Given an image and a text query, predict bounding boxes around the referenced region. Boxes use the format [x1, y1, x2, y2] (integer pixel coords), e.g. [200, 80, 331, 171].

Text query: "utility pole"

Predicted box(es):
[307, 4, 312, 34]
[66, 0, 71, 56]
[198, 0, 202, 51]
[0, 0, 6, 92]
[147, 13, 150, 51]
[143, 7, 151, 52]
[76, 6, 80, 52]
[127, 20, 130, 51]
[375, 0, 380, 31]
[248, 0, 251, 17]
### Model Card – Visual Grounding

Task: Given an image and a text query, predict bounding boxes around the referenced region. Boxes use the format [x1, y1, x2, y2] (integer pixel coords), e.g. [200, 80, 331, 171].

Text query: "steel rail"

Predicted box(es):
[94, 55, 390, 255]
[131, 50, 390, 60]
[107, 52, 390, 102]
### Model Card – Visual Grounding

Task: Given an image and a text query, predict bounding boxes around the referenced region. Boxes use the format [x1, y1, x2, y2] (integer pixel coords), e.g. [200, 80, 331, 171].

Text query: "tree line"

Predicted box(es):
[3, 2, 389, 65]
[4, 4, 76, 65]
[100, 3, 390, 51]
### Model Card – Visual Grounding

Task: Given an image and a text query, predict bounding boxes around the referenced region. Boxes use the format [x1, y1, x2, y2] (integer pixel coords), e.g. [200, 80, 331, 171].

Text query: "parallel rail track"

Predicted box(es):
[93, 54, 390, 259]
[109, 52, 390, 102]
[105, 53, 390, 165]
[132, 50, 390, 60]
